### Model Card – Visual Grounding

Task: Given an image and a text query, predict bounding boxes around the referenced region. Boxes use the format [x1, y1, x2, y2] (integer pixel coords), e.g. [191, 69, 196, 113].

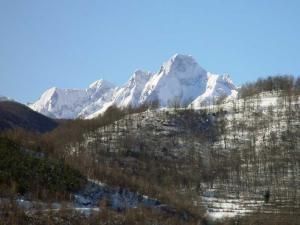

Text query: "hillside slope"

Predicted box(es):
[0, 101, 58, 133]
[60, 91, 300, 219]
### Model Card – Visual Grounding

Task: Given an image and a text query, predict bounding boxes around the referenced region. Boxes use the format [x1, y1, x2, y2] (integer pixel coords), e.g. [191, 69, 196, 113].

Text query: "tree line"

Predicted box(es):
[239, 75, 300, 98]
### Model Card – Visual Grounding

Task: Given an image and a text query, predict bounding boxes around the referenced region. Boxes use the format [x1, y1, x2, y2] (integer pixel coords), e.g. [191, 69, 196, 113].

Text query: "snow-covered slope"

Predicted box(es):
[85, 70, 153, 119]
[30, 80, 115, 119]
[190, 73, 238, 108]
[30, 54, 237, 119]
[140, 54, 208, 107]
[113, 70, 153, 108]
[78, 80, 116, 118]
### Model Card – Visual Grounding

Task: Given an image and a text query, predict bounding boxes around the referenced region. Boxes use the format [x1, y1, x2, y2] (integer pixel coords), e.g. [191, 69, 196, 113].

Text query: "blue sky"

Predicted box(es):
[0, 0, 299, 103]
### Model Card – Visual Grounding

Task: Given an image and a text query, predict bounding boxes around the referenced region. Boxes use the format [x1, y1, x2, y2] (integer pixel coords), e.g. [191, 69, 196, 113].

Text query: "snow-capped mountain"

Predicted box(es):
[30, 80, 115, 119]
[140, 54, 208, 107]
[30, 54, 237, 119]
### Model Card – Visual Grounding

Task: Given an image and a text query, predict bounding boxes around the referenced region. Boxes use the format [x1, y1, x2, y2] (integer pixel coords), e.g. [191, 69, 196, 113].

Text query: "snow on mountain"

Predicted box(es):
[30, 54, 237, 119]
[88, 79, 115, 101]
[29, 87, 88, 119]
[114, 70, 153, 107]
[190, 73, 238, 108]
[30, 80, 115, 119]
[78, 88, 116, 119]
[140, 54, 208, 107]
[83, 70, 153, 119]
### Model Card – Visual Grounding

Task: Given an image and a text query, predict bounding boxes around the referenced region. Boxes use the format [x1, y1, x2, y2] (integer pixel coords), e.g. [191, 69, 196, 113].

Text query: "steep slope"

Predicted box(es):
[113, 70, 153, 107]
[78, 80, 116, 118]
[30, 87, 88, 118]
[85, 70, 153, 118]
[190, 73, 238, 107]
[0, 101, 58, 133]
[140, 54, 208, 106]
[30, 54, 237, 119]
[140, 54, 237, 108]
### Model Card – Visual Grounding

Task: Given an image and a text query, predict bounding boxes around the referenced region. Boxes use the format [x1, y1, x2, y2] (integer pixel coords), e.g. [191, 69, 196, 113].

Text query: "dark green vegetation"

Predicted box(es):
[1, 75, 300, 224]
[0, 138, 85, 200]
[0, 101, 58, 133]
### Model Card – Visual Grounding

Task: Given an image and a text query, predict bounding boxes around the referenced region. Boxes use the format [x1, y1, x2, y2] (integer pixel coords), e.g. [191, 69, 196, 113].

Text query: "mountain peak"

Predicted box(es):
[88, 79, 115, 90]
[131, 70, 152, 82]
[42, 87, 58, 100]
[161, 54, 206, 78]
[171, 53, 194, 61]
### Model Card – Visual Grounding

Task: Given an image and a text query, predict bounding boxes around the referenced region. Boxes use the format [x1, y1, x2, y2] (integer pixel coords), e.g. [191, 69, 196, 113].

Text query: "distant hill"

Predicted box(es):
[0, 100, 58, 133]
[0, 95, 13, 102]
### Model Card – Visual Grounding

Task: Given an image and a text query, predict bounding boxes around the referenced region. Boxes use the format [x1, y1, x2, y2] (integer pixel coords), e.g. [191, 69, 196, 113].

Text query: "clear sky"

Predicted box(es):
[0, 0, 299, 103]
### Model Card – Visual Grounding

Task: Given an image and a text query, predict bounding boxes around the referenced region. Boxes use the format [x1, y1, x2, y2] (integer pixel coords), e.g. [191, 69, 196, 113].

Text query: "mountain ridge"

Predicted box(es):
[30, 54, 237, 119]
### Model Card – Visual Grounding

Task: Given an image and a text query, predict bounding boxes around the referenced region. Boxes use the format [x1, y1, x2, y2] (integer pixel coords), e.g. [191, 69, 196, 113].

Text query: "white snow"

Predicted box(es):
[202, 196, 260, 220]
